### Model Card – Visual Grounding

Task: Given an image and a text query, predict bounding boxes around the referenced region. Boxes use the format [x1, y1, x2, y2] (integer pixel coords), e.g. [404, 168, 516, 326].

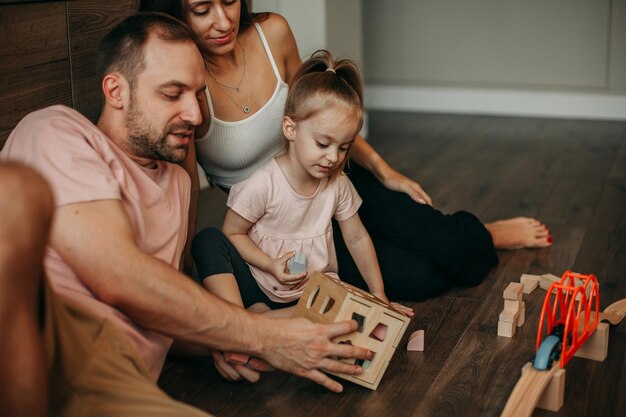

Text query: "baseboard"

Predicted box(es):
[365, 85, 626, 121]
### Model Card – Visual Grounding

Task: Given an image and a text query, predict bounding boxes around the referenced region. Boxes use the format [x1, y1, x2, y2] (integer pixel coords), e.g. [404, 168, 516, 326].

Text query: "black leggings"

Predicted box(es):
[192, 162, 498, 304]
[334, 163, 498, 301]
[191, 227, 296, 309]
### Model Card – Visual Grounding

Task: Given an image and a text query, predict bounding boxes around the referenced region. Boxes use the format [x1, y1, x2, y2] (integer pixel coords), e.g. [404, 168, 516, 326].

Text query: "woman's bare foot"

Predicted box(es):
[485, 217, 553, 250]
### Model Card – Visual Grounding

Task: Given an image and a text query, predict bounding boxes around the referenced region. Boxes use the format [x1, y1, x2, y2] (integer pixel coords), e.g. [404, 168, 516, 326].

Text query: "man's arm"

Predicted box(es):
[51, 199, 369, 392]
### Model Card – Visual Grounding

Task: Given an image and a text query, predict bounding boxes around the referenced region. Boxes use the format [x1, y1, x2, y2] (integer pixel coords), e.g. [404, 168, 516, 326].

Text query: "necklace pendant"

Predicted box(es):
[243, 106, 250, 114]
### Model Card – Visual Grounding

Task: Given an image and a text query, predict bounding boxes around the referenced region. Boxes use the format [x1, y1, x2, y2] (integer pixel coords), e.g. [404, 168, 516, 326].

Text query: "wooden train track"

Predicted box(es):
[599, 298, 626, 325]
[500, 361, 560, 417]
[500, 298, 625, 417]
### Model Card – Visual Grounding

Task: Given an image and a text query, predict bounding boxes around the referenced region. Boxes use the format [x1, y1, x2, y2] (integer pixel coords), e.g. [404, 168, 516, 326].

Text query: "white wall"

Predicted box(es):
[363, 0, 626, 120]
[252, 0, 362, 64]
[253, 0, 366, 135]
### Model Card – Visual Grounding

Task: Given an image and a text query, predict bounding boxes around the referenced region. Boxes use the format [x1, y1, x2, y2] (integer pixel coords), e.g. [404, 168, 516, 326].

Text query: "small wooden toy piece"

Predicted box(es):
[287, 252, 308, 275]
[294, 272, 410, 390]
[500, 361, 563, 417]
[498, 282, 525, 337]
[573, 322, 609, 362]
[406, 330, 424, 351]
[574, 297, 626, 362]
[539, 273, 560, 290]
[599, 298, 626, 325]
[503, 282, 523, 300]
[519, 273, 591, 301]
[519, 274, 539, 294]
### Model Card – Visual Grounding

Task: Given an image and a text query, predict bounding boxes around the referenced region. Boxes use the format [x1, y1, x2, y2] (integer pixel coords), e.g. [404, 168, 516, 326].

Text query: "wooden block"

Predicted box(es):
[504, 298, 523, 312]
[574, 322, 609, 362]
[503, 282, 524, 300]
[539, 273, 560, 290]
[520, 274, 540, 294]
[498, 309, 519, 324]
[516, 303, 526, 327]
[498, 320, 516, 338]
[287, 252, 308, 275]
[536, 366, 565, 412]
[407, 330, 424, 351]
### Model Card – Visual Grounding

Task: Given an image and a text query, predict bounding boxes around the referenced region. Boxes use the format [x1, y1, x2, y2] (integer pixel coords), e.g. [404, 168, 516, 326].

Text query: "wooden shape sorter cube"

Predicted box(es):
[294, 272, 410, 390]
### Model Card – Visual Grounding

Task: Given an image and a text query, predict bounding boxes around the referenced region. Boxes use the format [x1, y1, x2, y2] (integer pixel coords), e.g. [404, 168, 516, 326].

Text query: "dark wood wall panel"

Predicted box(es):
[0, 2, 72, 147]
[0, 0, 137, 148]
[67, 0, 137, 123]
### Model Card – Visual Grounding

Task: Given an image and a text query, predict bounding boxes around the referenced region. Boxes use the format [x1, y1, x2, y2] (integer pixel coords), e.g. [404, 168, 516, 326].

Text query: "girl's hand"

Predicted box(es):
[212, 350, 275, 384]
[389, 302, 414, 317]
[377, 165, 432, 206]
[372, 291, 414, 317]
[270, 251, 307, 285]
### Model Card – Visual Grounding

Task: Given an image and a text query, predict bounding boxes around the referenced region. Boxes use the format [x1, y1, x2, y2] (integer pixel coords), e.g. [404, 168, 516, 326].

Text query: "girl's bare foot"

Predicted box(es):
[485, 217, 553, 250]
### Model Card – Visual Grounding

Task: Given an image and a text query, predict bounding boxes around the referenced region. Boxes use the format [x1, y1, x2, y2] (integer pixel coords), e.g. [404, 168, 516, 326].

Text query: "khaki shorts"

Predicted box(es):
[42, 278, 212, 417]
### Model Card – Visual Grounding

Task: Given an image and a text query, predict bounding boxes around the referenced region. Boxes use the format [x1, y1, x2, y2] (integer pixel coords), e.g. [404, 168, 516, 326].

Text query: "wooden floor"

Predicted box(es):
[159, 111, 626, 417]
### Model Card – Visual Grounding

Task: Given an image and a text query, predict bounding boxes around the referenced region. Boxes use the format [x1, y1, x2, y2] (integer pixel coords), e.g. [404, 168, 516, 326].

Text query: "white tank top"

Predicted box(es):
[195, 23, 288, 188]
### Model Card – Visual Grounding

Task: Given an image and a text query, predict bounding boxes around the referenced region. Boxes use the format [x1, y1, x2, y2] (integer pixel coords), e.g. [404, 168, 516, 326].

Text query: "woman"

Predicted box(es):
[139, 0, 552, 301]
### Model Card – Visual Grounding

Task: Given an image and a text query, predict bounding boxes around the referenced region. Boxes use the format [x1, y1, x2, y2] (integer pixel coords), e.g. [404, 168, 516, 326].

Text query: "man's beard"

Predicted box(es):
[126, 99, 190, 164]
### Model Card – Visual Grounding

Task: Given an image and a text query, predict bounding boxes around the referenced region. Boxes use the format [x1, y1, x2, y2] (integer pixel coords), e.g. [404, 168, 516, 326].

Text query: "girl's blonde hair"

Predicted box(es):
[284, 50, 364, 181]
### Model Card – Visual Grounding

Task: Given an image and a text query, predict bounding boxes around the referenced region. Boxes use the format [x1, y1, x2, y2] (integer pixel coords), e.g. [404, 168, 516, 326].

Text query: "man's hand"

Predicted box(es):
[258, 318, 372, 393]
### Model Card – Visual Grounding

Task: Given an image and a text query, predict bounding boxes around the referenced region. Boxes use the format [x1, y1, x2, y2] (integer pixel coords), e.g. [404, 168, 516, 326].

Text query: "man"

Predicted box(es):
[0, 13, 368, 417]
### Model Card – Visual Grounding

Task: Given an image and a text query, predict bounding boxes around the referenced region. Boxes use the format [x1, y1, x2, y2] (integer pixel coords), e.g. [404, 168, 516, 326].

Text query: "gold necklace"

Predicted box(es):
[208, 39, 250, 114]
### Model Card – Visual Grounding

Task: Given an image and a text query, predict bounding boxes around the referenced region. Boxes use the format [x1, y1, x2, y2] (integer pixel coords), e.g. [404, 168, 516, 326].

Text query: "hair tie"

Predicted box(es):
[326, 67, 336, 74]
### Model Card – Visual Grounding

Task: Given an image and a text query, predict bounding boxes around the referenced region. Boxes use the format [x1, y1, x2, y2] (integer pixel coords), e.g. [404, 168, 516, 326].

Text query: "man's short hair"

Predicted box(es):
[96, 12, 205, 88]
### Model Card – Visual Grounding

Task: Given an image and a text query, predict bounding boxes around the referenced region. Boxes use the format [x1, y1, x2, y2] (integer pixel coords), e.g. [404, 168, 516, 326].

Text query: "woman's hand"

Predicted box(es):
[270, 251, 307, 285]
[377, 165, 432, 206]
[351, 137, 432, 205]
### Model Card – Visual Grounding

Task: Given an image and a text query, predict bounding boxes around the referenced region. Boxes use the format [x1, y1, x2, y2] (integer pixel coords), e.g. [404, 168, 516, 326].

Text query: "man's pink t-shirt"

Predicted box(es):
[0, 105, 191, 380]
[227, 158, 362, 303]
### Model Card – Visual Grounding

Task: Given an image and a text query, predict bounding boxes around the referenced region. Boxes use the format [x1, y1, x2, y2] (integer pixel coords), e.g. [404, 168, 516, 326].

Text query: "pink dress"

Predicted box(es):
[227, 158, 362, 302]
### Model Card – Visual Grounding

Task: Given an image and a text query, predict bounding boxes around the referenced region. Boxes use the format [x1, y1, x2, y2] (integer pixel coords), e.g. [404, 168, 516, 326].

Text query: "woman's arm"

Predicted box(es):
[350, 135, 432, 205]
[222, 208, 306, 285]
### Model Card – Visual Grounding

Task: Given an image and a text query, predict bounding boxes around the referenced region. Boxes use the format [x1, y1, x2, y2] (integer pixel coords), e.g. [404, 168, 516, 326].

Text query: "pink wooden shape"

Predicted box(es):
[369, 323, 388, 341]
[407, 330, 424, 351]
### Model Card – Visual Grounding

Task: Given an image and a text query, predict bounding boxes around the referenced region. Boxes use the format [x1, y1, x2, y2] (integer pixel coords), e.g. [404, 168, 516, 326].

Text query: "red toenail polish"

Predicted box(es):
[547, 237, 554, 243]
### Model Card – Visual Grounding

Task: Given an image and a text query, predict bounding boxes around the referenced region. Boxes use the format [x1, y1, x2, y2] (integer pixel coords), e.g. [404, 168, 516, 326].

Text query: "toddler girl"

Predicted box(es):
[199, 50, 412, 317]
